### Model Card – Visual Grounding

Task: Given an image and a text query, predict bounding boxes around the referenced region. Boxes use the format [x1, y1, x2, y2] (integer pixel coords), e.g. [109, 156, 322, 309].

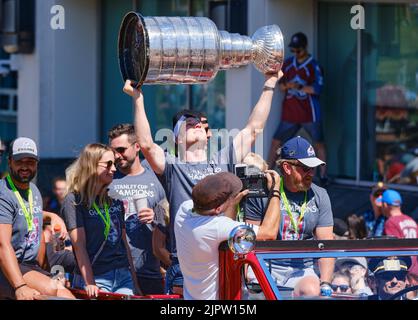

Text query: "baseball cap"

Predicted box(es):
[335, 257, 368, 271]
[376, 189, 402, 207]
[368, 256, 411, 275]
[10, 137, 39, 161]
[280, 136, 325, 167]
[192, 172, 243, 211]
[288, 32, 307, 48]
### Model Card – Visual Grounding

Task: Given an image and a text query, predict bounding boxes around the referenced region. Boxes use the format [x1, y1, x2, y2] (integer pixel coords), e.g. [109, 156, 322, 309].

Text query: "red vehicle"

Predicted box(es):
[38, 226, 418, 300]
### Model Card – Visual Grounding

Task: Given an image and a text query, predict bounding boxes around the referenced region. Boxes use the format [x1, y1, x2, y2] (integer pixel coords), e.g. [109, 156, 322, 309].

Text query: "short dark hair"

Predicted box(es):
[172, 109, 202, 130]
[108, 123, 136, 143]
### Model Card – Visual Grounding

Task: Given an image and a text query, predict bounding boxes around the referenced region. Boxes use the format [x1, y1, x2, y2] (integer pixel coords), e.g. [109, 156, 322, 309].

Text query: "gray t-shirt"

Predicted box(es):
[161, 144, 235, 254]
[108, 165, 166, 279]
[62, 192, 129, 276]
[0, 179, 43, 263]
[245, 182, 333, 270]
[246, 183, 333, 240]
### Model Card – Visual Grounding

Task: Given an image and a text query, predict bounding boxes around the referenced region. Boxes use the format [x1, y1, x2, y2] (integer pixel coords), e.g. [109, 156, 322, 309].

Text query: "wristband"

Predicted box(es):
[263, 86, 275, 91]
[14, 283, 27, 291]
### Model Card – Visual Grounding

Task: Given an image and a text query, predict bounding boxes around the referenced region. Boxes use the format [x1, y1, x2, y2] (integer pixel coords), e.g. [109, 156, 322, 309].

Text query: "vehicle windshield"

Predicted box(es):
[241, 239, 418, 300]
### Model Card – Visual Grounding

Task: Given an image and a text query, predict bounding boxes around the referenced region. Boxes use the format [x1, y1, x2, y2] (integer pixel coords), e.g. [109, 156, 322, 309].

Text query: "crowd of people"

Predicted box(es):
[0, 32, 417, 301]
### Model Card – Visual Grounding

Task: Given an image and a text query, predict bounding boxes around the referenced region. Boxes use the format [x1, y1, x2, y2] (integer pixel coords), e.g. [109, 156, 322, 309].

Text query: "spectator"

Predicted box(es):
[174, 171, 281, 300]
[406, 272, 418, 300]
[0, 137, 74, 300]
[380, 189, 417, 239]
[368, 256, 411, 300]
[267, 32, 327, 186]
[44, 177, 66, 215]
[379, 189, 418, 276]
[123, 69, 282, 294]
[331, 271, 352, 294]
[346, 214, 368, 239]
[333, 218, 349, 240]
[107, 123, 166, 295]
[335, 257, 372, 295]
[358, 181, 387, 238]
[42, 225, 76, 275]
[62, 143, 139, 298]
[247, 136, 334, 296]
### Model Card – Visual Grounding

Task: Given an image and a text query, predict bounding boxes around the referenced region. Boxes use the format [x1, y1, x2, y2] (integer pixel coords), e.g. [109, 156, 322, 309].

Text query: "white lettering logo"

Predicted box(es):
[350, 5, 365, 30]
[50, 5, 65, 30]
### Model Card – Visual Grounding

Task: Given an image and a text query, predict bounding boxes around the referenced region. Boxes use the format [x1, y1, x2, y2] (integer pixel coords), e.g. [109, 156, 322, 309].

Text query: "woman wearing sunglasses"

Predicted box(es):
[62, 143, 139, 298]
[331, 272, 352, 294]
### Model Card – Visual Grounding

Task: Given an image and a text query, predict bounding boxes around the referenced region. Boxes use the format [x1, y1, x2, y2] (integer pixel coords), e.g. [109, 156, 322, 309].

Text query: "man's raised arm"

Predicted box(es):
[233, 71, 283, 163]
[123, 80, 166, 175]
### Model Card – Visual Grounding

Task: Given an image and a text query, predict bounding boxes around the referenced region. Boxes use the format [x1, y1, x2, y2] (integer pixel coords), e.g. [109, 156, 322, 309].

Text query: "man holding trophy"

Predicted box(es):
[119, 12, 284, 294]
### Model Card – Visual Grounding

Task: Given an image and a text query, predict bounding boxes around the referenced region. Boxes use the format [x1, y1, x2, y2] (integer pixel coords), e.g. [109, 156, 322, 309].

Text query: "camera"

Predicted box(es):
[234, 164, 269, 198]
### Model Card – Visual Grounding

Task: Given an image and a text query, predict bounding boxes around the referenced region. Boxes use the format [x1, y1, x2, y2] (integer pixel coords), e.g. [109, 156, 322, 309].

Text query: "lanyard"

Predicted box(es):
[280, 179, 307, 236]
[6, 174, 34, 231]
[92, 201, 110, 240]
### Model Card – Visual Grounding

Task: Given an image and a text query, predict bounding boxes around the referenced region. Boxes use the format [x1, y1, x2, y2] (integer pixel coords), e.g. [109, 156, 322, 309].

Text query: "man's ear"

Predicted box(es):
[282, 162, 292, 175]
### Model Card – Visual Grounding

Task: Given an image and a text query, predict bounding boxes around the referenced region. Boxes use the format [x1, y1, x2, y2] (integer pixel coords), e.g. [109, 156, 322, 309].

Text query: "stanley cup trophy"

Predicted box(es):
[118, 12, 284, 87]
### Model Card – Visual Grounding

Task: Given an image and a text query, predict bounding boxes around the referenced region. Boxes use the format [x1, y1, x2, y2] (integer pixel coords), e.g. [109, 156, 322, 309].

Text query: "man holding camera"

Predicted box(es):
[174, 171, 281, 300]
[246, 136, 334, 296]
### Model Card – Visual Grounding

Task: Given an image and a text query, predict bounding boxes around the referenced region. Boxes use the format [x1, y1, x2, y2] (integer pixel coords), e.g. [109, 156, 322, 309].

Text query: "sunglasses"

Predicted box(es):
[331, 284, 350, 292]
[376, 271, 407, 282]
[290, 162, 313, 173]
[113, 142, 136, 154]
[98, 160, 115, 170]
[291, 48, 303, 54]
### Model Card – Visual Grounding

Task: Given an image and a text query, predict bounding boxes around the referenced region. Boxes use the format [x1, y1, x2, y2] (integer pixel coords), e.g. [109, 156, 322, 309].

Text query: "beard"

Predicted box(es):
[10, 167, 36, 184]
[291, 175, 313, 192]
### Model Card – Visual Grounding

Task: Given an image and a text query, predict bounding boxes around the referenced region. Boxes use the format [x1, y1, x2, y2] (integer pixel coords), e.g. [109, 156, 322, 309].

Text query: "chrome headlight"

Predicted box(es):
[228, 225, 256, 258]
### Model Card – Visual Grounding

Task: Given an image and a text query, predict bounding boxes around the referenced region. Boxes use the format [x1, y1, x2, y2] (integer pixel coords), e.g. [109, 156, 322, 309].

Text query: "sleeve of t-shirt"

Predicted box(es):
[384, 219, 402, 238]
[243, 198, 265, 222]
[0, 191, 15, 225]
[216, 217, 259, 242]
[316, 187, 334, 227]
[62, 193, 84, 231]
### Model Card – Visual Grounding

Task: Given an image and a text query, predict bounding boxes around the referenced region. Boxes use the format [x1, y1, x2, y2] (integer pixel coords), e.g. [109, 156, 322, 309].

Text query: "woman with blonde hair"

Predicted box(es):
[62, 143, 139, 298]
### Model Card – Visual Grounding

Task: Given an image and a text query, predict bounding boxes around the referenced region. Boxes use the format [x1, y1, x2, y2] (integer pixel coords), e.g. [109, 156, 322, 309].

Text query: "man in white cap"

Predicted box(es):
[0, 137, 74, 300]
[246, 136, 334, 296]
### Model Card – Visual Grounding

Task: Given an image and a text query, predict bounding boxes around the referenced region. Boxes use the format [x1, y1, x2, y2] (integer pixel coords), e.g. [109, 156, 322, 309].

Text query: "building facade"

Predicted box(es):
[1, 0, 418, 196]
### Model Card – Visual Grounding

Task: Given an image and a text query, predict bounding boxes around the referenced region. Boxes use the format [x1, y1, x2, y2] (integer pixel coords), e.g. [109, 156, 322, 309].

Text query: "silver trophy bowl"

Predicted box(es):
[118, 12, 284, 87]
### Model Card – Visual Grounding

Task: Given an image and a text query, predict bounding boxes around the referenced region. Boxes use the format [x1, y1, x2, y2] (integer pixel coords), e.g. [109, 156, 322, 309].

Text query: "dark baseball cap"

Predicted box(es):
[192, 172, 242, 211]
[280, 136, 325, 167]
[288, 32, 308, 48]
[10, 137, 39, 161]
